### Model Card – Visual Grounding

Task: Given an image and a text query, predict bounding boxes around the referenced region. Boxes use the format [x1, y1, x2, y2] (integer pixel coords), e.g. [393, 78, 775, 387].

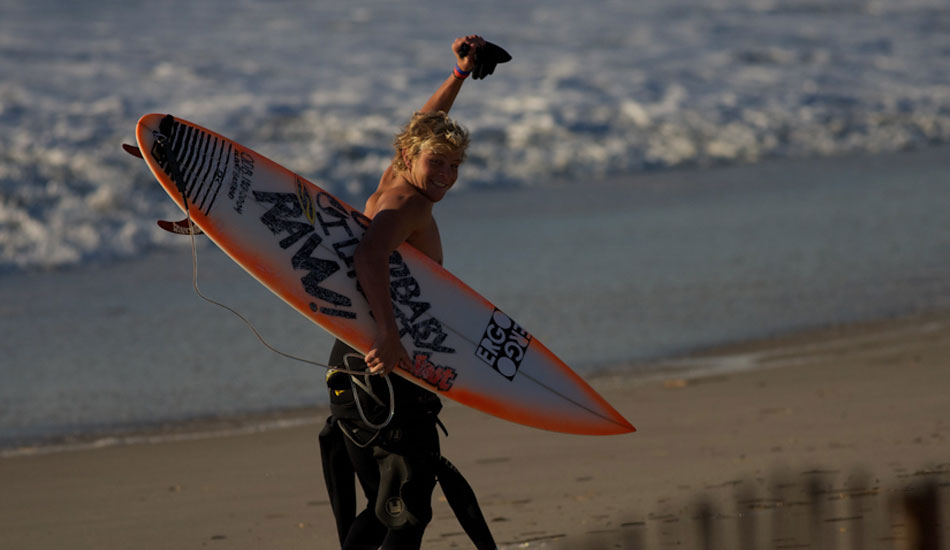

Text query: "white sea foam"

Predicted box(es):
[2, 0, 950, 271]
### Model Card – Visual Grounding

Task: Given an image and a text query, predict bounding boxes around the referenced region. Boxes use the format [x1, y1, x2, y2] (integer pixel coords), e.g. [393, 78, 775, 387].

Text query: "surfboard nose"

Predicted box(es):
[567, 396, 636, 435]
[602, 410, 636, 435]
[522, 400, 636, 436]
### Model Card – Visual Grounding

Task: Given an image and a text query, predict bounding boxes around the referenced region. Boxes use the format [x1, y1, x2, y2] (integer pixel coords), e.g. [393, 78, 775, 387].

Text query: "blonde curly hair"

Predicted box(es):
[392, 111, 470, 173]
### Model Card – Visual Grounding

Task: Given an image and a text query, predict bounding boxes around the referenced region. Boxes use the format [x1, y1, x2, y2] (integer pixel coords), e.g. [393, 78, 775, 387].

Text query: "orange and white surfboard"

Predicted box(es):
[134, 113, 634, 435]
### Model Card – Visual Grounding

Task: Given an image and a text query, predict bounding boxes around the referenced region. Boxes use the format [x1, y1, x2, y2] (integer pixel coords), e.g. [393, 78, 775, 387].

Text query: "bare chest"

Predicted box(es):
[363, 185, 444, 266]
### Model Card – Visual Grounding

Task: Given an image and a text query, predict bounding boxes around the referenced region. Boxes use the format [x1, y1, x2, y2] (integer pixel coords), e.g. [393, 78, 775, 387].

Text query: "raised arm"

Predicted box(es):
[418, 35, 486, 114]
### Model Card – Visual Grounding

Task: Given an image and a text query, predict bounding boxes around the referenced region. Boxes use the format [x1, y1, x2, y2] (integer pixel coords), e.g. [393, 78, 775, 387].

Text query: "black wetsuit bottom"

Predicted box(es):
[324, 340, 441, 550]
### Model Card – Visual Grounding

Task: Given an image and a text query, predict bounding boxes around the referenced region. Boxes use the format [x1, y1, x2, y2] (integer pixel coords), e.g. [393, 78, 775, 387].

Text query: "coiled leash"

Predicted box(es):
[344, 353, 395, 431]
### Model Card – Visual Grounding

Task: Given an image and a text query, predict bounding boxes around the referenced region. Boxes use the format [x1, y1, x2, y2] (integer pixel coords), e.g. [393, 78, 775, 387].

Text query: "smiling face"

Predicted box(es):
[403, 148, 462, 202]
[391, 112, 469, 201]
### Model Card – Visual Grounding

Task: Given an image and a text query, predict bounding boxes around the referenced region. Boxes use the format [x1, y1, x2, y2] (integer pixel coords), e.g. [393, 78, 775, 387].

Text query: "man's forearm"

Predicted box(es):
[354, 244, 399, 337]
[419, 73, 465, 114]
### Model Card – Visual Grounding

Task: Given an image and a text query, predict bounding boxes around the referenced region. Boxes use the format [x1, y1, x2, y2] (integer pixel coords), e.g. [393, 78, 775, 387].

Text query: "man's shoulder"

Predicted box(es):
[371, 181, 430, 216]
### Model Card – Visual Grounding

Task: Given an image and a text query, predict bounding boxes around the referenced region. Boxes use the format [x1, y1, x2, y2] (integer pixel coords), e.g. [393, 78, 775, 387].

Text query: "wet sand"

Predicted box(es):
[2, 310, 948, 549]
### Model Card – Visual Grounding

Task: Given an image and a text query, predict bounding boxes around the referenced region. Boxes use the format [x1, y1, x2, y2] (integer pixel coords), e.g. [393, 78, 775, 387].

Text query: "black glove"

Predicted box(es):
[459, 41, 512, 80]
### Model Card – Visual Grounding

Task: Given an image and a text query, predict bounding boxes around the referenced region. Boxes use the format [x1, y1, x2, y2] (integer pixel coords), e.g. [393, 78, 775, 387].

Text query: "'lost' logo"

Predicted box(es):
[475, 309, 532, 380]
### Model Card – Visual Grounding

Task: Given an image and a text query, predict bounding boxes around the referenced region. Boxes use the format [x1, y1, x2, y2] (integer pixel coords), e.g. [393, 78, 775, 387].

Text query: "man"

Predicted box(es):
[319, 35, 508, 550]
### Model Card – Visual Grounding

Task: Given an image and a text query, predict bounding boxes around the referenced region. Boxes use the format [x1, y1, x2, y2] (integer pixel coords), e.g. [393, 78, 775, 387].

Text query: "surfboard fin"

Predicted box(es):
[157, 218, 204, 236]
[122, 143, 143, 158]
[129, 141, 200, 235]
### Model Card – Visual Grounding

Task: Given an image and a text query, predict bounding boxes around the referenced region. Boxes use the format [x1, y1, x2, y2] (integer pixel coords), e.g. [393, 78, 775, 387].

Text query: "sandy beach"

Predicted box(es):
[2, 310, 948, 549]
[5, 2, 950, 548]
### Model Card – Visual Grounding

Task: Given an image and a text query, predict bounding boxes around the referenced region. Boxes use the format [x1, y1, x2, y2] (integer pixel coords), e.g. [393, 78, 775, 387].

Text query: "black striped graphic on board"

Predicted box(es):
[154, 120, 232, 216]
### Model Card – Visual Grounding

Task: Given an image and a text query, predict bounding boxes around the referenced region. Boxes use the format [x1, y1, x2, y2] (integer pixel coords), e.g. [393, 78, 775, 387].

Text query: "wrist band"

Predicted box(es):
[453, 64, 471, 80]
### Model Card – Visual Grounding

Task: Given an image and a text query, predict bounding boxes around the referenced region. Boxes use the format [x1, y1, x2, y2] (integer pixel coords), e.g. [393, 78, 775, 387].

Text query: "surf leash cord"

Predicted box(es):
[150, 115, 387, 383]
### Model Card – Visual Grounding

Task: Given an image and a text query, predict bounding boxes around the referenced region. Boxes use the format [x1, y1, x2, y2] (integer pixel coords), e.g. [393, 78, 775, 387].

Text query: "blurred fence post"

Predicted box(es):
[903, 480, 941, 550]
[569, 466, 945, 550]
[735, 481, 758, 550]
[695, 497, 715, 550]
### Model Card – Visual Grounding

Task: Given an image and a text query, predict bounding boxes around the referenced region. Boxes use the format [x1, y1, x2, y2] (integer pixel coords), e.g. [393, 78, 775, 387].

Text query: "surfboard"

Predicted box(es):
[133, 113, 634, 435]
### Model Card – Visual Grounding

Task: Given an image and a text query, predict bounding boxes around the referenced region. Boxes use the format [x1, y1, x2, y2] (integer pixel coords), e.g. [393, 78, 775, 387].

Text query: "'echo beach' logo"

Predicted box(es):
[475, 309, 532, 380]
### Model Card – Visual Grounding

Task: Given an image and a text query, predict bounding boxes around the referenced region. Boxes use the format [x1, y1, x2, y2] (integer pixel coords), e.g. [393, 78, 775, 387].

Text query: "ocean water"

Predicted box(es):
[3, 0, 950, 270]
[3, 0, 950, 446]
[2, 145, 949, 447]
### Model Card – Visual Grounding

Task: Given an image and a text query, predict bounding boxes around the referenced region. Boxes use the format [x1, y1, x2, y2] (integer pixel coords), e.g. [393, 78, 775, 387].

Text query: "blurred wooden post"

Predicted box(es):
[903, 481, 940, 550]
[806, 472, 828, 550]
[846, 470, 870, 550]
[621, 522, 646, 550]
[695, 497, 715, 550]
[735, 482, 757, 550]
[770, 471, 791, 549]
